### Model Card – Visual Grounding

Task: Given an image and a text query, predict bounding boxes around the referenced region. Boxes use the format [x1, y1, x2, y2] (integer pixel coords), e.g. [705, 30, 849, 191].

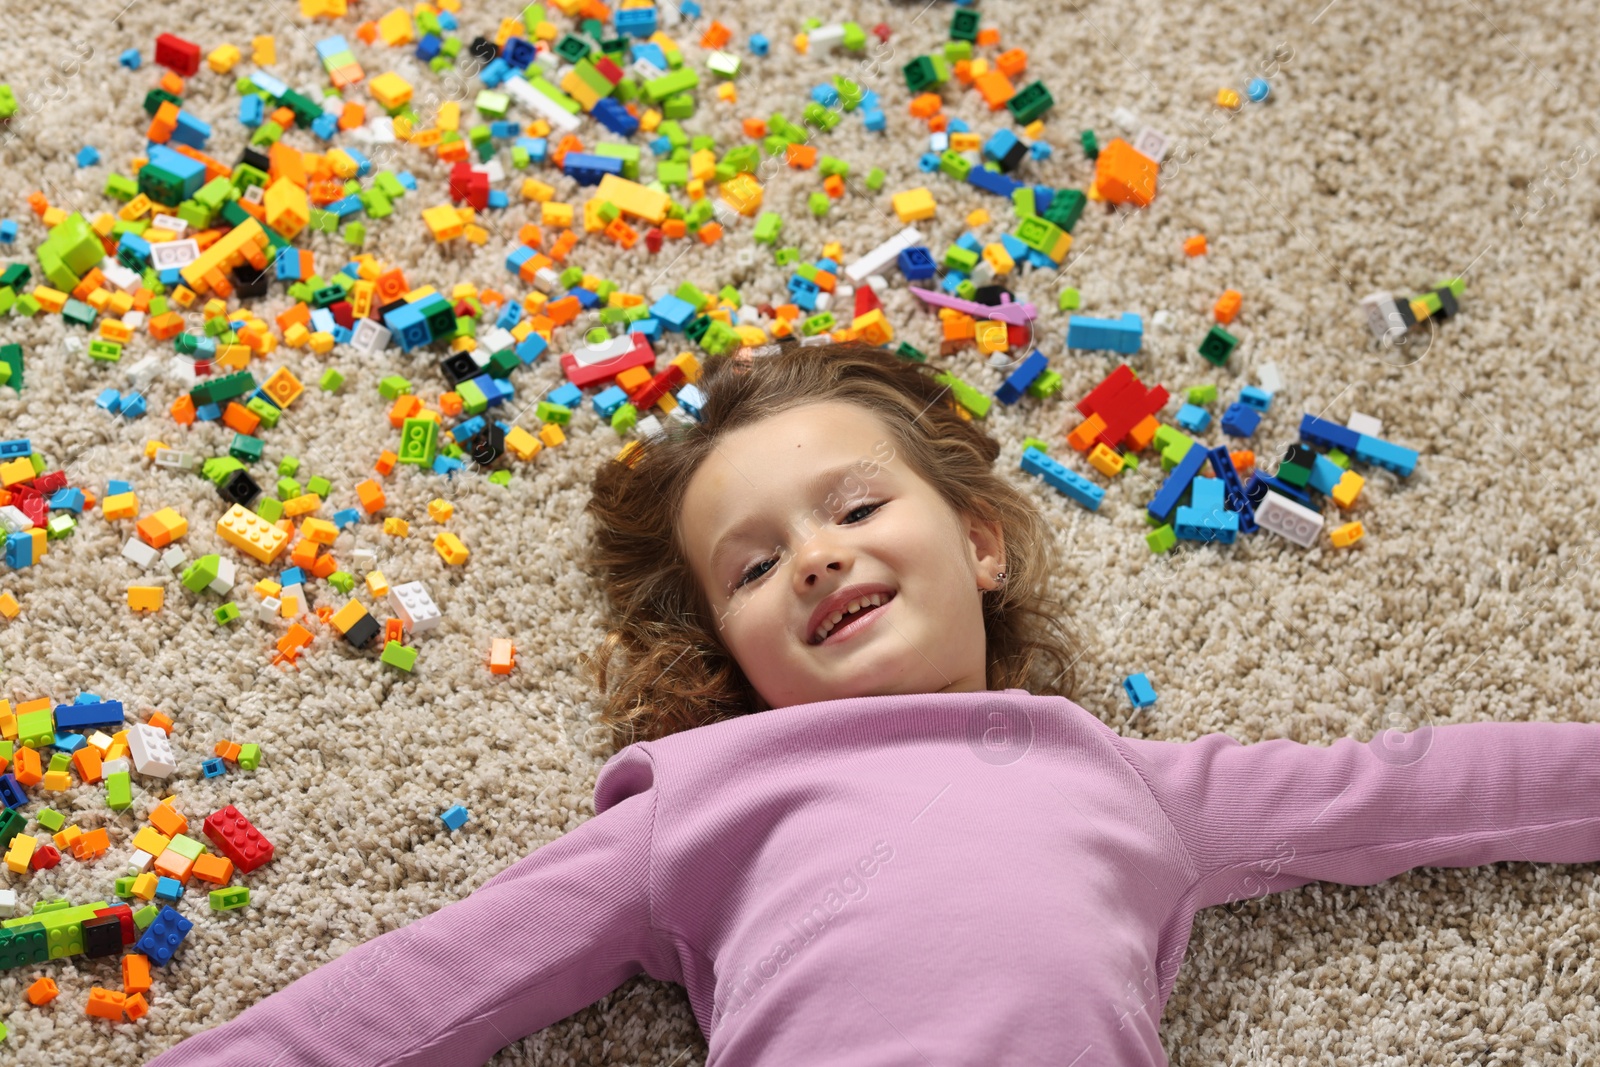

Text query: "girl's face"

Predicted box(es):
[679, 399, 1006, 710]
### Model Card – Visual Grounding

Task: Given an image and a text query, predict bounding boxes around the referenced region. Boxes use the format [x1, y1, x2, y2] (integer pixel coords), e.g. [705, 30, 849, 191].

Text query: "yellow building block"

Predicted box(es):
[217, 504, 290, 563]
[41, 770, 71, 791]
[0, 457, 34, 488]
[1330, 521, 1365, 548]
[1332, 469, 1365, 509]
[1087, 443, 1125, 477]
[132, 827, 171, 856]
[891, 187, 937, 223]
[538, 423, 566, 448]
[0, 592, 19, 620]
[719, 173, 763, 217]
[540, 201, 574, 228]
[369, 71, 414, 109]
[261, 367, 304, 408]
[5, 834, 36, 874]
[254, 579, 282, 598]
[982, 243, 1015, 275]
[504, 425, 542, 461]
[433, 532, 469, 565]
[299, 517, 338, 544]
[851, 309, 893, 345]
[264, 178, 310, 240]
[594, 174, 669, 223]
[427, 499, 454, 523]
[128, 586, 164, 612]
[422, 204, 465, 241]
[365, 571, 390, 598]
[282, 493, 322, 517]
[331, 599, 369, 635]
[383, 517, 410, 537]
[521, 178, 556, 202]
[252, 35, 276, 65]
[376, 9, 415, 45]
[207, 44, 242, 74]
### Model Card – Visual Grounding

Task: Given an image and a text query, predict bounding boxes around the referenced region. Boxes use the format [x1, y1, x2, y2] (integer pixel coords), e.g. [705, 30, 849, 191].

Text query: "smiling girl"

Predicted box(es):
[150, 342, 1600, 1067]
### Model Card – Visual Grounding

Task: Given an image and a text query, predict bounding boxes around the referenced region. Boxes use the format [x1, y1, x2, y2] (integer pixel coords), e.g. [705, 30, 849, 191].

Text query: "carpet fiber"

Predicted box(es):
[2, 0, 1599, 1062]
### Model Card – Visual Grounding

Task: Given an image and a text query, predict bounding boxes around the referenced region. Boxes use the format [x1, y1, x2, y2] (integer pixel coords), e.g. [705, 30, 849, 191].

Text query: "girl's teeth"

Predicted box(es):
[816, 594, 886, 642]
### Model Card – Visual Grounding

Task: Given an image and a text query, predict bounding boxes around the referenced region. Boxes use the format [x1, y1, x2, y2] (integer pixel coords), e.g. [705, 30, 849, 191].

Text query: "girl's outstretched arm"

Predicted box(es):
[1102, 717, 1600, 911]
[147, 752, 675, 1067]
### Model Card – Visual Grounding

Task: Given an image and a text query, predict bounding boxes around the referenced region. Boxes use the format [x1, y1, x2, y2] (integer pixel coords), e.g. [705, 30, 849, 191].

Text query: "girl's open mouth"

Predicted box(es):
[811, 592, 895, 647]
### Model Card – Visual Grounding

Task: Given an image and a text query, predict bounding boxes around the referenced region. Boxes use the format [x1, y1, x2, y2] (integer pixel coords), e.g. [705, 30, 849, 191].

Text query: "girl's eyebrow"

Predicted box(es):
[708, 461, 875, 574]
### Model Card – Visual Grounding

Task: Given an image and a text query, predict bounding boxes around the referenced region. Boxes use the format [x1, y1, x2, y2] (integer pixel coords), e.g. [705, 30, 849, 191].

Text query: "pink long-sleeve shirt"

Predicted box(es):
[147, 689, 1600, 1066]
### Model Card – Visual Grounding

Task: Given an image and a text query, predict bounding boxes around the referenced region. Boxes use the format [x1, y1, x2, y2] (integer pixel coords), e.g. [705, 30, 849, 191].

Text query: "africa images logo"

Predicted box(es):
[965, 695, 1034, 766]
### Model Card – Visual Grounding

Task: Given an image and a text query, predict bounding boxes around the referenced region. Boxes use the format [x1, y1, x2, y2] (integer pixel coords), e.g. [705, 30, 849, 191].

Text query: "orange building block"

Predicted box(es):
[123, 993, 149, 1021]
[973, 70, 1015, 110]
[191, 852, 234, 885]
[785, 143, 817, 168]
[12, 746, 41, 786]
[122, 955, 153, 996]
[1183, 235, 1207, 256]
[1094, 138, 1159, 208]
[1213, 289, 1242, 325]
[27, 976, 60, 1005]
[72, 746, 103, 784]
[85, 988, 126, 1021]
[150, 801, 188, 838]
[71, 827, 111, 861]
[489, 638, 515, 675]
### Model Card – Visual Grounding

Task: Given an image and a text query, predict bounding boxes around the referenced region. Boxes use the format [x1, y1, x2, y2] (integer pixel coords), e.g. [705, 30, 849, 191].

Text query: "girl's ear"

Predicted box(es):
[964, 510, 1006, 585]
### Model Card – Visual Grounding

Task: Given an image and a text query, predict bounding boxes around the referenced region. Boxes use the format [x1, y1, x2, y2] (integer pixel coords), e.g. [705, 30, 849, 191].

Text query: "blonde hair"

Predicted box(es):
[581, 341, 1084, 747]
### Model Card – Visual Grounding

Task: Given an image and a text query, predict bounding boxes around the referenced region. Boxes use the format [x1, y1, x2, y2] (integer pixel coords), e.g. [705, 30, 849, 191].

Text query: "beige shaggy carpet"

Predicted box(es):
[1, 0, 1599, 1062]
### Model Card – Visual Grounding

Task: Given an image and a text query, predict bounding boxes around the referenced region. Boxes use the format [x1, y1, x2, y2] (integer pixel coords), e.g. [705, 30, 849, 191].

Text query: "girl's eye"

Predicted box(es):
[734, 502, 885, 590]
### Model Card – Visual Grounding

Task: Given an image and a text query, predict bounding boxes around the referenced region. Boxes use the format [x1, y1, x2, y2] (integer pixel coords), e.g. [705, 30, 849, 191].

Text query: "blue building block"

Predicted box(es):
[0, 439, 30, 458]
[1308, 453, 1345, 496]
[649, 294, 696, 330]
[1123, 673, 1157, 708]
[155, 877, 184, 903]
[383, 303, 432, 352]
[451, 416, 486, 444]
[562, 152, 624, 185]
[1220, 402, 1261, 437]
[432, 455, 464, 476]
[1030, 141, 1053, 162]
[1298, 413, 1360, 454]
[53, 733, 87, 753]
[748, 33, 769, 55]
[279, 567, 306, 588]
[1354, 435, 1418, 477]
[76, 146, 100, 168]
[440, 805, 469, 830]
[1247, 77, 1270, 102]
[898, 246, 936, 280]
[0, 774, 25, 809]
[0, 219, 14, 244]
[332, 508, 361, 529]
[616, 7, 658, 36]
[1020, 447, 1104, 511]
[995, 349, 1048, 405]
[1174, 475, 1239, 544]
[592, 384, 629, 417]
[202, 757, 227, 778]
[1066, 312, 1143, 354]
[49, 488, 86, 512]
[120, 48, 142, 70]
[1244, 471, 1313, 509]
[515, 334, 547, 364]
[967, 165, 1021, 198]
[139, 145, 204, 197]
[983, 129, 1021, 164]
[998, 233, 1029, 262]
[1147, 441, 1207, 523]
[501, 38, 535, 69]
[53, 700, 124, 732]
[107, 479, 132, 495]
[547, 382, 582, 408]
[239, 95, 265, 127]
[811, 84, 839, 108]
[135, 907, 194, 966]
[1175, 403, 1210, 433]
[592, 97, 640, 136]
[415, 33, 442, 61]
[1205, 446, 1257, 534]
[171, 111, 212, 150]
[4, 532, 31, 569]
[1238, 385, 1272, 412]
[96, 388, 123, 415]
[396, 172, 418, 191]
[862, 108, 885, 131]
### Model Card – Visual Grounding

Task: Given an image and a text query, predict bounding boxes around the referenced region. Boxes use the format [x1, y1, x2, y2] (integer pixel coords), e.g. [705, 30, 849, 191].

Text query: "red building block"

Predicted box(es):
[1075, 364, 1169, 452]
[154, 33, 201, 77]
[203, 805, 274, 874]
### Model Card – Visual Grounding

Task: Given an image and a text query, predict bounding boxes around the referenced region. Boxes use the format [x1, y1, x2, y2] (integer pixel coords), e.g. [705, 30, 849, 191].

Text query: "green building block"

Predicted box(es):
[398, 418, 438, 466]
[1187, 384, 1217, 405]
[16, 710, 53, 749]
[0, 809, 23, 851]
[610, 403, 637, 435]
[105, 771, 132, 811]
[229, 434, 264, 464]
[307, 475, 331, 498]
[275, 477, 301, 501]
[278, 455, 300, 477]
[115, 877, 136, 898]
[807, 191, 830, 217]
[1007, 80, 1055, 125]
[327, 571, 355, 594]
[133, 905, 159, 931]
[1042, 189, 1086, 232]
[1327, 448, 1350, 469]
[534, 401, 572, 425]
[35, 808, 64, 833]
[0, 924, 48, 971]
[167, 834, 204, 862]
[1026, 369, 1063, 399]
[488, 470, 512, 486]
[210, 887, 251, 911]
[934, 372, 992, 419]
[1059, 288, 1080, 311]
[381, 641, 418, 672]
[238, 743, 261, 771]
[256, 497, 284, 522]
[1021, 437, 1051, 455]
[1198, 324, 1239, 366]
[180, 555, 221, 594]
[214, 603, 241, 626]
[245, 395, 281, 429]
[1146, 524, 1177, 554]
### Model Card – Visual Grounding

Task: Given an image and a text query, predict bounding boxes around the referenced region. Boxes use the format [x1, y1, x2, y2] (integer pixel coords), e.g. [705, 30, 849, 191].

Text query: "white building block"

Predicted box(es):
[150, 238, 200, 271]
[257, 597, 282, 622]
[127, 723, 177, 778]
[349, 318, 392, 355]
[161, 545, 188, 570]
[1256, 361, 1284, 395]
[0, 888, 15, 917]
[208, 556, 237, 596]
[1253, 491, 1324, 548]
[125, 354, 162, 387]
[101, 757, 129, 776]
[388, 581, 441, 633]
[150, 214, 189, 236]
[635, 414, 667, 442]
[1346, 411, 1383, 437]
[128, 849, 154, 875]
[843, 226, 923, 283]
[122, 538, 159, 567]
[503, 75, 581, 133]
[0, 506, 31, 534]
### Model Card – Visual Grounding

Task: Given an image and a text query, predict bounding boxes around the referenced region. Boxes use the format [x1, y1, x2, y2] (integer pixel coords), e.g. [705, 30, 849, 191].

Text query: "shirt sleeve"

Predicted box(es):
[145, 754, 677, 1067]
[1105, 718, 1600, 912]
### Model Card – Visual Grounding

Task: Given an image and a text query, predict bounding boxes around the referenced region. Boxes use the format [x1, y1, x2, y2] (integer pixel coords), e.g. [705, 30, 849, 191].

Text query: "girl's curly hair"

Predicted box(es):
[581, 340, 1084, 748]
